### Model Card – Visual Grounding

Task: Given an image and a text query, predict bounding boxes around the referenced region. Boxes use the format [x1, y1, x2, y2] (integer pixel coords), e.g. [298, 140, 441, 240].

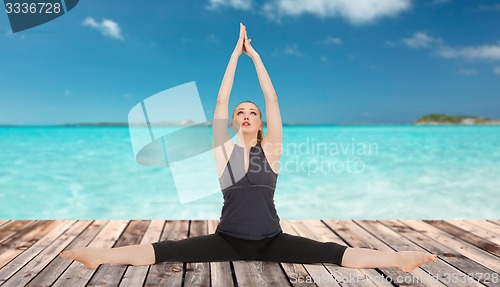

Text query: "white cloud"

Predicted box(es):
[283, 44, 302, 56]
[207, 33, 219, 44]
[397, 32, 500, 62]
[5, 29, 26, 39]
[322, 36, 342, 45]
[272, 44, 303, 57]
[82, 17, 123, 41]
[393, 32, 500, 75]
[436, 42, 500, 61]
[206, 0, 253, 10]
[262, 0, 412, 24]
[458, 68, 478, 75]
[475, 4, 500, 12]
[402, 32, 442, 49]
[432, 0, 452, 5]
[396, 32, 500, 75]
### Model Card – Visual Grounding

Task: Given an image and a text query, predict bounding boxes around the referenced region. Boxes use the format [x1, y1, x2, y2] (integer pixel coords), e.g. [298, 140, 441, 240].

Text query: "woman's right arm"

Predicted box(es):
[212, 24, 245, 178]
[214, 23, 245, 119]
[213, 53, 239, 120]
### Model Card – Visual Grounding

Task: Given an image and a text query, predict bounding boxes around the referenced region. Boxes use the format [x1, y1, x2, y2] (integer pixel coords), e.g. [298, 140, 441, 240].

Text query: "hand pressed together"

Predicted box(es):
[233, 22, 259, 59]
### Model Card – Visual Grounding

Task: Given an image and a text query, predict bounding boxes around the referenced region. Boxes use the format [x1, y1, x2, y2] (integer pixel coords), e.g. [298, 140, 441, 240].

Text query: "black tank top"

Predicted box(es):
[216, 142, 282, 240]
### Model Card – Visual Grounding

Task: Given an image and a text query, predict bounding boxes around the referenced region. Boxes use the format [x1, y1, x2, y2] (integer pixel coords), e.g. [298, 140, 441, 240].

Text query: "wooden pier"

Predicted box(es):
[0, 220, 499, 286]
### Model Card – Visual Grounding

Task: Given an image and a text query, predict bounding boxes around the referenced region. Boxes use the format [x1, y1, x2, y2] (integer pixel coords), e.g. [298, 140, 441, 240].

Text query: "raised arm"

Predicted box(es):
[243, 26, 283, 151]
[213, 23, 246, 147]
[214, 23, 246, 117]
[213, 23, 246, 178]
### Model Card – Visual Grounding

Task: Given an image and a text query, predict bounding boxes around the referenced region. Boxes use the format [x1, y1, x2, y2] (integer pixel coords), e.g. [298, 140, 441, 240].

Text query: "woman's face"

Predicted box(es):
[232, 102, 262, 134]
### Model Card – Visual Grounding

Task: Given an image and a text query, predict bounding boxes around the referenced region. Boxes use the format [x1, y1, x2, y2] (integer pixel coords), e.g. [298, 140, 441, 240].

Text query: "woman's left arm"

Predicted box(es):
[243, 27, 282, 148]
[252, 55, 282, 145]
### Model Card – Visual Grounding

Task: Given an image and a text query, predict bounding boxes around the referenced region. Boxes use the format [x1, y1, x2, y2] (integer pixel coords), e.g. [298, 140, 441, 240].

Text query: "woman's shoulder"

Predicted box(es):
[259, 138, 281, 175]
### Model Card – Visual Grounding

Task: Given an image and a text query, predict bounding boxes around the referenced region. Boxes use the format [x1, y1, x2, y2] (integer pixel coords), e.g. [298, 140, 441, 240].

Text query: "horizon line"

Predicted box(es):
[2, 122, 500, 127]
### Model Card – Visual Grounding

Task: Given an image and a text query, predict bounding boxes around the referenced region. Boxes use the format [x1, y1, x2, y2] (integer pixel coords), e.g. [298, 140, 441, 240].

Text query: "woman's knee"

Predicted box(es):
[131, 244, 156, 266]
[338, 246, 350, 267]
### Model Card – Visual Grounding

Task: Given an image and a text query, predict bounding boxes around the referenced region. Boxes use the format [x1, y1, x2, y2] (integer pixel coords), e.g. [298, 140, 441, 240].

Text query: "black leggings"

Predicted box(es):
[151, 231, 348, 266]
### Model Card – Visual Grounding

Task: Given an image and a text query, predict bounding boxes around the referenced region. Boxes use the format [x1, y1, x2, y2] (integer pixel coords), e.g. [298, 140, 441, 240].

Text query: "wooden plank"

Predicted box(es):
[445, 220, 500, 245]
[0, 221, 35, 245]
[86, 220, 151, 287]
[286, 220, 341, 287]
[183, 220, 211, 287]
[51, 220, 130, 287]
[25, 220, 109, 287]
[279, 221, 317, 287]
[296, 220, 392, 287]
[144, 220, 189, 287]
[400, 220, 500, 274]
[0, 220, 78, 285]
[230, 225, 289, 286]
[486, 220, 500, 226]
[232, 258, 289, 287]
[207, 220, 234, 287]
[0, 219, 494, 287]
[304, 220, 392, 287]
[385, 221, 495, 286]
[0, 221, 63, 269]
[424, 220, 500, 257]
[380, 220, 487, 286]
[119, 220, 164, 287]
[468, 220, 500, 237]
[0, 221, 10, 229]
[392, 220, 496, 286]
[0, 220, 90, 287]
[287, 220, 343, 287]
[294, 220, 393, 287]
[324, 220, 438, 286]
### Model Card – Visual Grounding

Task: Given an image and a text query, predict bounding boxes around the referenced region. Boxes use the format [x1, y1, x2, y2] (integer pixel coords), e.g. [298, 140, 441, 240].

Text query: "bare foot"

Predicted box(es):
[59, 247, 103, 269]
[398, 251, 438, 272]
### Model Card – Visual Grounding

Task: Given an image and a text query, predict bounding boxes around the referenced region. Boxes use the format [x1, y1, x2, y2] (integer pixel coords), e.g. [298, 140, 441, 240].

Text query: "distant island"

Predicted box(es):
[416, 114, 500, 125]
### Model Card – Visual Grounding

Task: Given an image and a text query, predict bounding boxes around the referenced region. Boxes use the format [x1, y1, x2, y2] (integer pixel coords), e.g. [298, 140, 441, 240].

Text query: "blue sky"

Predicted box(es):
[1, 0, 499, 125]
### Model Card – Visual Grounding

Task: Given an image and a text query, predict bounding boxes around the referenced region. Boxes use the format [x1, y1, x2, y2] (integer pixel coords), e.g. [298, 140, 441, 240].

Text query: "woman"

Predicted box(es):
[60, 23, 438, 273]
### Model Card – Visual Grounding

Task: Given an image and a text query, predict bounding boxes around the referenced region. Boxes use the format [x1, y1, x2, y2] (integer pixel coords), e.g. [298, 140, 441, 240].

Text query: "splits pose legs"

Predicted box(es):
[59, 230, 437, 273]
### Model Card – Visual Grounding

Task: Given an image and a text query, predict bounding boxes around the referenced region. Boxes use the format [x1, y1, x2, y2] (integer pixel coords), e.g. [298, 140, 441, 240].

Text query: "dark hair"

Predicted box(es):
[232, 100, 263, 143]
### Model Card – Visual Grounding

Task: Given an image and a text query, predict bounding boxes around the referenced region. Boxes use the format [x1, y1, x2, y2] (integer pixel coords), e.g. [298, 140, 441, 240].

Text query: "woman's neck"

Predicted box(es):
[236, 134, 258, 148]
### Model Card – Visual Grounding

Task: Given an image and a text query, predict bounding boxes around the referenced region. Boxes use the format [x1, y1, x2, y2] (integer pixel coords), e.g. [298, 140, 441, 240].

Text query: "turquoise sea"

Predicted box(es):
[1, 126, 499, 219]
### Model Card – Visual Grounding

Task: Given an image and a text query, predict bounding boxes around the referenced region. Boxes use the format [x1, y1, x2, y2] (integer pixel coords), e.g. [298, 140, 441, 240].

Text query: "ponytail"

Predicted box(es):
[257, 129, 263, 143]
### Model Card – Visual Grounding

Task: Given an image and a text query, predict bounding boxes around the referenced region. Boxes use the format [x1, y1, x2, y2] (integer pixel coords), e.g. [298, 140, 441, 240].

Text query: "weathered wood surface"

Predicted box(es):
[0, 220, 498, 286]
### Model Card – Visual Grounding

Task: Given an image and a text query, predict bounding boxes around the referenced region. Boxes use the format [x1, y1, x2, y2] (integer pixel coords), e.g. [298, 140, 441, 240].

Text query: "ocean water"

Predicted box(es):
[0, 126, 499, 219]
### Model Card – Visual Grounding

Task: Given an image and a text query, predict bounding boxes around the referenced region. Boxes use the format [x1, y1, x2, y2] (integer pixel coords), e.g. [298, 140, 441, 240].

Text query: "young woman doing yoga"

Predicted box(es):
[60, 23, 438, 273]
